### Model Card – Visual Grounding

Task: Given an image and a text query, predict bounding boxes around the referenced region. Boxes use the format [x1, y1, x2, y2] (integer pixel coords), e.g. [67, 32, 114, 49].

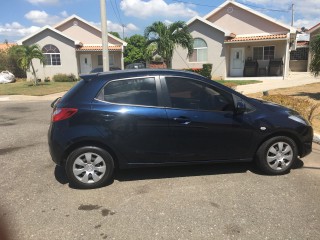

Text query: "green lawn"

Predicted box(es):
[0, 80, 77, 96]
[216, 80, 262, 86]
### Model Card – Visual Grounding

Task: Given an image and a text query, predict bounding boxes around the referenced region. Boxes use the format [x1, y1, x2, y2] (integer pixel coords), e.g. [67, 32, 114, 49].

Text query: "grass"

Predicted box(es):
[248, 83, 320, 133]
[0, 79, 77, 96]
[216, 80, 262, 86]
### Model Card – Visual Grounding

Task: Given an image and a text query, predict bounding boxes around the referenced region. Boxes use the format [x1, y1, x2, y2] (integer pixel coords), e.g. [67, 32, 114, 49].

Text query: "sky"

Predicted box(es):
[1, 0, 320, 43]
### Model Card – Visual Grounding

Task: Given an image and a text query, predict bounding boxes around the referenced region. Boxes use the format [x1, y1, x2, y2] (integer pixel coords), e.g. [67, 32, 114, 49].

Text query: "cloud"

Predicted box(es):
[120, 0, 198, 19]
[90, 21, 139, 33]
[27, 0, 59, 4]
[0, 22, 40, 38]
[240, 0, 320, 28]
[24, 10, 68, 26]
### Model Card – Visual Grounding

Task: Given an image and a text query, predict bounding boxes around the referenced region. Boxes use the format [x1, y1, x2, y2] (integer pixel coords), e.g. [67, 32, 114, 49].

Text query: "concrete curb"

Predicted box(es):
[314, 133, 320, 145]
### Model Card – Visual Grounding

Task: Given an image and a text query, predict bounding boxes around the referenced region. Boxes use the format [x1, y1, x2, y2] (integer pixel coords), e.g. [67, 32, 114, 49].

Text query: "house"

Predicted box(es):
[307, 23, 320, 72]
[289, 31, 310, 72]
[172, 0, 296, 79]
[17, 15, 127, 80]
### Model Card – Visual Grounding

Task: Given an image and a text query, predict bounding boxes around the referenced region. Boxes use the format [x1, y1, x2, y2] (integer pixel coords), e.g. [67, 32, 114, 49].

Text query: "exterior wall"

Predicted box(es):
[207, 3, 288, 35]
[172, 20, 226, 79]
[289, 60, 308, 72]
[22, 29, 78, 80]
[56, 17, 122, 45]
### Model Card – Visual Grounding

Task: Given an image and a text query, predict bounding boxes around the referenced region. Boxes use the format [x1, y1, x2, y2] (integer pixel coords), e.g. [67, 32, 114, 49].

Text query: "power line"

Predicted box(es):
[114, 0, 123, 25]
[110, 0, 122, 24]
[172, 0, 289, 13]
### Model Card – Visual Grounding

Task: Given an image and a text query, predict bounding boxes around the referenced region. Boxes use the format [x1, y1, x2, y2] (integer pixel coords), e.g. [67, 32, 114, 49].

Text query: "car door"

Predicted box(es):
[92, 76, 173, 164]
[162, 76, 253, 162]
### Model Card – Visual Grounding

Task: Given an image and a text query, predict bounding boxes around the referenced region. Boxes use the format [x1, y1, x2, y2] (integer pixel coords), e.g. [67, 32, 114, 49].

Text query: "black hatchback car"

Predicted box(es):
[48, 69, 313, 188]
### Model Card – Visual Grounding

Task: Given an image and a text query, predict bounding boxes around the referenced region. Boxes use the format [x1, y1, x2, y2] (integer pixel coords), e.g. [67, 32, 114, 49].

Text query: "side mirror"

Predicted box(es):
[235, 101, 246, 114]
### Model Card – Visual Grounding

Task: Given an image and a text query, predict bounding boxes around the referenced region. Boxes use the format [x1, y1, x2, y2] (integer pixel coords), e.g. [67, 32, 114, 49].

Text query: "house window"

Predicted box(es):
[189, 38, 207, 62]
[42, 44, 61, 65]
[253, 46, 275, 60]
[98, 54, 115, 66]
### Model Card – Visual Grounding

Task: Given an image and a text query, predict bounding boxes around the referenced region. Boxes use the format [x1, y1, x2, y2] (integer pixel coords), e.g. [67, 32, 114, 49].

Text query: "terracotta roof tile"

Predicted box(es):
[76, 45, 122, 51]
[0, 43, 16, 50]
[297, 41, 309, 46]
[225, 34, 287, 43]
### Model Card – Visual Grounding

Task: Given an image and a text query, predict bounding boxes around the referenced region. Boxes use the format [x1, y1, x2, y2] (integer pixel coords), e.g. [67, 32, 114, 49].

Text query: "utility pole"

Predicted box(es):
[122, 24, 125, 39]
[291, 3, 294, 27]
[100, 0, 109, 71]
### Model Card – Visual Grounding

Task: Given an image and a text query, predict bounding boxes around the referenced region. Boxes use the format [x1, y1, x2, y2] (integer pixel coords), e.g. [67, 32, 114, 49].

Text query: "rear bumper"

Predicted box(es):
[48, 124, 65, 166]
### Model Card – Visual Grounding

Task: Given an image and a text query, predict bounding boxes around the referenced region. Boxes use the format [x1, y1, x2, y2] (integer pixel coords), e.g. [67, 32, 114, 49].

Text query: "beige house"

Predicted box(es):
[17, 15, 127, 80]
[172, 0, 296, 79]
[307, 23, 320, 72]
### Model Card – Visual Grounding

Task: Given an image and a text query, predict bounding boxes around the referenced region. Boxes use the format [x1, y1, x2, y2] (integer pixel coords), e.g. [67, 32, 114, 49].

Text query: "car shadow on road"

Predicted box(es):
[115, 162, 261, 182]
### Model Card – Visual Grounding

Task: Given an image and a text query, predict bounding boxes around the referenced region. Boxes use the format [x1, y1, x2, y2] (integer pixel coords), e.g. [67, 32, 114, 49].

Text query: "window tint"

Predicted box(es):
[103, 78, 158, 106]
[165, 77, 234, 111]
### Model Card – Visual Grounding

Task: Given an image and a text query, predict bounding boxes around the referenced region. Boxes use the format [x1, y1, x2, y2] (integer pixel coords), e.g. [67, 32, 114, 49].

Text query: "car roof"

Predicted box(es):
[80, 69, 204, 81]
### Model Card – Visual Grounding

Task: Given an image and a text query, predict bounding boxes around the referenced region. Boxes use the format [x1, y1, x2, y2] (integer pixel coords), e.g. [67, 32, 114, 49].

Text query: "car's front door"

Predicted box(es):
[162, 76, 253, 162]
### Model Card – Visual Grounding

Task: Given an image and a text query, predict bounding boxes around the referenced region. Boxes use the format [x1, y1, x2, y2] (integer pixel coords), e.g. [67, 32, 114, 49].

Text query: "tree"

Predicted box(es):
[144, 21, 193, 69]
[109, 31, 121, 39]
[310, 34, 320, 77]
[14, 45, 45, 85]
[124, 34, 147, 65]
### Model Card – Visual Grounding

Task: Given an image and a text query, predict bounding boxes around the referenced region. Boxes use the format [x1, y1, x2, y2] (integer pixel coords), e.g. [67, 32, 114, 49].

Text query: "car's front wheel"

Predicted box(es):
[66, 146, 114, 189]
[256, 136, 298, 175]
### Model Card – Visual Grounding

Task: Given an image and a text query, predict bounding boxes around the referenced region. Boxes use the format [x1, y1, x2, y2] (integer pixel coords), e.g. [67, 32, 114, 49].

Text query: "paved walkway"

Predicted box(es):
[236, 72, 319, 94]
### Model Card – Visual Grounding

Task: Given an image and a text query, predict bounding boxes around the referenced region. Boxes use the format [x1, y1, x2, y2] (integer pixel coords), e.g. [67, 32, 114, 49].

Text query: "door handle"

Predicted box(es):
[173, 117, 191, 125]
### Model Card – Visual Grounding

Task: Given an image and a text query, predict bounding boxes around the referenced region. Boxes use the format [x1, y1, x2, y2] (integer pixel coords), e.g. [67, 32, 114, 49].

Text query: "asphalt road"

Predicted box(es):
[0, 101, 319, 240]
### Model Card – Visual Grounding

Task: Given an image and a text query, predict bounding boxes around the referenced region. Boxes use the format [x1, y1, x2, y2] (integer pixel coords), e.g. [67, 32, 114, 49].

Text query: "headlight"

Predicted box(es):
[288, 115, 309, 125]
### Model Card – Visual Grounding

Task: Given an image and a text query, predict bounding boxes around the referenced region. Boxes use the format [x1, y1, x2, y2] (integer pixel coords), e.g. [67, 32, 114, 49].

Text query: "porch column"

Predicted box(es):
[284, 33, 291, 79]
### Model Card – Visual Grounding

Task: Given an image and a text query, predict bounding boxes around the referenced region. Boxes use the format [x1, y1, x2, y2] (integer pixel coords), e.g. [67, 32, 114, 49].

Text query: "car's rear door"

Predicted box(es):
[161, 76, 253, 162]
[92, 75, 173, 164]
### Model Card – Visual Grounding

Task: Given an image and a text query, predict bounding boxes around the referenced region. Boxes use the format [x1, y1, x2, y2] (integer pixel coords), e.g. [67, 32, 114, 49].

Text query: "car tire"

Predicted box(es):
[255, 136, 297, 175]
[66, 146, 114, 189]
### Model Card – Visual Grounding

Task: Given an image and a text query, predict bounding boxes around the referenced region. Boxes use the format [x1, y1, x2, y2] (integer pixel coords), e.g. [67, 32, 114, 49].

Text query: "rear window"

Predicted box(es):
[59, 79, 86, 102]
[101, 77, 158, 107]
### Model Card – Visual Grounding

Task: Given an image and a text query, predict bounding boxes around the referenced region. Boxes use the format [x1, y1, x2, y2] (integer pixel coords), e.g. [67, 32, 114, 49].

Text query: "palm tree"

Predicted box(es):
[310, 34, 320, 77]
[14, 44, 45, 85]
[144, 21, 193, 69]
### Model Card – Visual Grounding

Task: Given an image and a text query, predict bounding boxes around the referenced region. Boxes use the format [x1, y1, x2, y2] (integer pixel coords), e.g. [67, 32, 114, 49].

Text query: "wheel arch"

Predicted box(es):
[255, 131, 303, 157]
[62, 140, 121, 169]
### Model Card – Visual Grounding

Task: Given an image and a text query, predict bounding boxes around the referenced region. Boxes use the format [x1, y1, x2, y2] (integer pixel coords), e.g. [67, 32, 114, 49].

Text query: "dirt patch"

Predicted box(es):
[247, 82, 320, 133]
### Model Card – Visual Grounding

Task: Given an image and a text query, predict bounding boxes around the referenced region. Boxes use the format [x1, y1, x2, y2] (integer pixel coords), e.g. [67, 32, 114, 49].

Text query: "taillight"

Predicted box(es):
[52, 108, 78, 122]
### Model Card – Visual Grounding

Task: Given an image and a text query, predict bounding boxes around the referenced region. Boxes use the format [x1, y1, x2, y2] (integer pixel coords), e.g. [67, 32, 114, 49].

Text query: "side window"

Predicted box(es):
[103, 77, 158, 106]
[165, 77, 234, 112]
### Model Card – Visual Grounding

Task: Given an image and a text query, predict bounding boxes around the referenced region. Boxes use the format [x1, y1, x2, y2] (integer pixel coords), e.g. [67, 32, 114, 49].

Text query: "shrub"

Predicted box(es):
[262, 94, 320, 124]
[201, 64, 212, 79]
[53, 73, 77, 82]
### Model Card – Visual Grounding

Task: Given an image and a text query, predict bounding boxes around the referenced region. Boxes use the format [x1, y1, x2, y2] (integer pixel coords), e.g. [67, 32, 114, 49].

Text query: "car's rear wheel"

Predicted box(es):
[66, 146, 114, 189]
[256, 136, 297, 175]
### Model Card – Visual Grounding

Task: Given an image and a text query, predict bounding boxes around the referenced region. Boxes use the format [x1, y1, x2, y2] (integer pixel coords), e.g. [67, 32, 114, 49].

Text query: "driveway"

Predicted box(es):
[0, 101, 320, 240]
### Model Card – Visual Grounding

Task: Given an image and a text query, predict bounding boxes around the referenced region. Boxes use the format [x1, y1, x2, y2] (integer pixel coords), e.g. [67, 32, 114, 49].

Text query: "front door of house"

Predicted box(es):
[80, 54, 92, 74]
[230, 48, 244, 77]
